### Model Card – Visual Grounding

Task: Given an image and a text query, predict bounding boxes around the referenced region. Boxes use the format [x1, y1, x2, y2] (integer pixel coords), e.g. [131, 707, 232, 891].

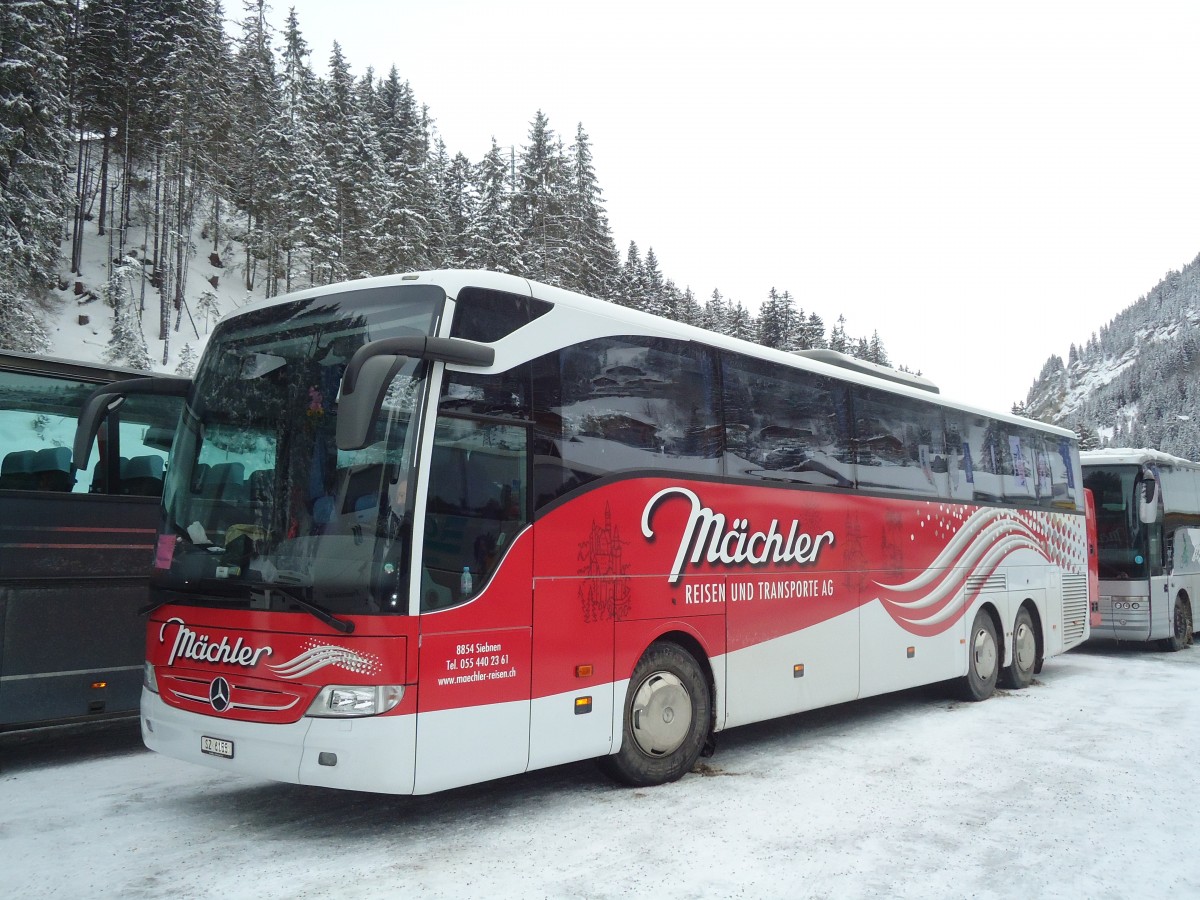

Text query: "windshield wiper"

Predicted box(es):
[257, 583, 355, 634]
[141, 583, 354, 634]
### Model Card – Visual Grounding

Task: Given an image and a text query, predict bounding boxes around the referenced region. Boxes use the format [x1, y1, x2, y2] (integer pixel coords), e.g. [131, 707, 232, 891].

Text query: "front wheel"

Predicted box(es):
[600, 642, 711, 787]
[957, 610, 998, 701]
[1159, 596, 1194, 652]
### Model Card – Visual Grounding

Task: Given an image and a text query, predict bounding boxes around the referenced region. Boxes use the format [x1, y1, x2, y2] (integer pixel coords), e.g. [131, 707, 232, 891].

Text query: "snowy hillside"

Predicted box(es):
[41, 220, 256, 375]
[1023, 252, 1200, 458]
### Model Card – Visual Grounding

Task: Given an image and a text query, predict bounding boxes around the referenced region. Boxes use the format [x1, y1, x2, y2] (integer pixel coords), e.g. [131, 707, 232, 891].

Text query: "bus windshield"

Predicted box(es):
[1083, 464, 1150, 579]
[153, 284, 444, 617]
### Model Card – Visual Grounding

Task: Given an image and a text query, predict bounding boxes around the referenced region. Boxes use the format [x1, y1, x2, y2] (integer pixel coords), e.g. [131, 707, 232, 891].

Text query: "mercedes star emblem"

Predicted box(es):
[209, 676, 231, 712]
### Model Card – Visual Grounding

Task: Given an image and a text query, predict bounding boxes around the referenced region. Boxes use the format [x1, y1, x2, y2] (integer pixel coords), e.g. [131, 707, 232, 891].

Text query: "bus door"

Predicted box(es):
[412, 416, 533, 794]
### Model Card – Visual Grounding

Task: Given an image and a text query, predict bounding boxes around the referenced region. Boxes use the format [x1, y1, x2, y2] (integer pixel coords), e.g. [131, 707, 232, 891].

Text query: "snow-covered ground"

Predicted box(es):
[3, 640, 1197, 899]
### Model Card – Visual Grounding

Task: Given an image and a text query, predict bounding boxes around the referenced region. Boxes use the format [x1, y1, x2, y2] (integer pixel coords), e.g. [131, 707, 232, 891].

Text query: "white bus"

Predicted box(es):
[79, 270, 1096, 794]
[1081, 448, 1200, 649]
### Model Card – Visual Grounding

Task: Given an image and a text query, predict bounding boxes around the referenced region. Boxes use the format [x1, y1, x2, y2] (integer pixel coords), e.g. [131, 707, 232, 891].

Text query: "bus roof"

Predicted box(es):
[225, 269, 1076, 440]
[1081, 448, 1200, 469]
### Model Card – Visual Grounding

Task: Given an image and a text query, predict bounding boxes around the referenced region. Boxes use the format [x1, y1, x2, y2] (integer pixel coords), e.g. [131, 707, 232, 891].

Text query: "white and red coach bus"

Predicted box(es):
[1081, 448, 1200, 649]
[79, 270, 1095, 794]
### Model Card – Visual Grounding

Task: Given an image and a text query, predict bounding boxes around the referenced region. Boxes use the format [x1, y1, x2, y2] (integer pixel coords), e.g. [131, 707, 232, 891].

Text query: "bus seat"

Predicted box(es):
[340, 464, 385, 518]
[0, 450, 37, 491]
[204, 462, 246, 501]
[120, 454, 165, 496]
[353, 493, 378, 524]
[32, 447, 75, 492]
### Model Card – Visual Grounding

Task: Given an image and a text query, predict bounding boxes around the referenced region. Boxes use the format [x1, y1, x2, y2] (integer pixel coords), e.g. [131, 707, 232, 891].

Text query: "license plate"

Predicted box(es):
[201, 736, 234, 759]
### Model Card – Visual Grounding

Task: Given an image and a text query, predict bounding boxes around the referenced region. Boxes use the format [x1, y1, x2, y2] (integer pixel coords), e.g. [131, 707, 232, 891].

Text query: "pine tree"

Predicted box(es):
[375, 66, 430, 274]
[1, 0, 72, 314]
[422, 137, 454, 267]
[228, 0, 282, 293]
[466, 138, 522, 273]
[804, 311, 827, 349]
[677, 286, 701, 327]
[176, 342, 198, 376]
[703, 289, 728, 334]
[867, 330, 889, 365]
[829, 315, 849, 353]
[273, 9, 334, 291]
[728, 300, 754, 341]
[437, 150, 475, 267]
[758, 288, 796, 350]
[314, 42, 387, 281]
[562, 122, 619, 297]
[618, 241, 645, 309]
[514, 111, 569, 284]
[103, 261, 150, 370]
[1074, 423, 1100, 451]
[643, 247, 668, 317]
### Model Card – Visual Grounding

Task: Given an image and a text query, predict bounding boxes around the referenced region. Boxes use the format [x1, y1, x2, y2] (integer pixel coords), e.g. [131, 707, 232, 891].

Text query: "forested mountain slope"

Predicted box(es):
[1023, 252, 1200, 459]
[1, 1, 892, 375]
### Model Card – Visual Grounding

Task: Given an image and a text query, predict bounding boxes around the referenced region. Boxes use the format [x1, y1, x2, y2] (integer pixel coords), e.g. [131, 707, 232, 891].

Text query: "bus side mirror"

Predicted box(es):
[1138, 476, 1158, 524]
[73, 376, 191, 472]
[336, 355, 403, 452]
[336, 336, 495, 452]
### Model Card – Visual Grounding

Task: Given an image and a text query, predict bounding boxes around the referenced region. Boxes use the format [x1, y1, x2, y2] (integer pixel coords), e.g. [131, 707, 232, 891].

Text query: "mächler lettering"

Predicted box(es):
[160, 617, 273, 668]
[641, 487, 835, 585]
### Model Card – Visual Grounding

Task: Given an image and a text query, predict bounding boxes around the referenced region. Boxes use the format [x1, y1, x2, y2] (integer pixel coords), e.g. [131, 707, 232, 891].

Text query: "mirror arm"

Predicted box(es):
[342, 336, 494, 394]
[72, 375, 191, 471]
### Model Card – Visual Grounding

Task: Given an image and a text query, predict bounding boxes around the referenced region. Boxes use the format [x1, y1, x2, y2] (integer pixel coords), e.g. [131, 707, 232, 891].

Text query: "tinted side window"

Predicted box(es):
[111, 393, 181, 496]
[941, 409, 975, 501]
[722, 353, 852, 488]
[961, 415, 1003, 501]
[1002, 427, 1039, 503]
[851, 387, 947, 497]
[450, 287, 552, 343]
[0, 369, 98, 493]
[531, 337, 720, 511]
[440, 363, 532, 421]
[1049, 434, 1082, 511]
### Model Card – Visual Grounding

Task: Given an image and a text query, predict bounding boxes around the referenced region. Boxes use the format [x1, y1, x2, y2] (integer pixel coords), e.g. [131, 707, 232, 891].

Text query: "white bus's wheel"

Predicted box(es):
[1160, 595, 1194, 652]
[958, 610, 998, 701]
[1001, 607, 1037, 690]
[601, 642, 710, 786]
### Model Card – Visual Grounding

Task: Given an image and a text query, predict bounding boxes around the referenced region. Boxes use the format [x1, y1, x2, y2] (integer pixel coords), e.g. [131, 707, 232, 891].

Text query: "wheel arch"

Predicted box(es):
[650, 629, 716, 719]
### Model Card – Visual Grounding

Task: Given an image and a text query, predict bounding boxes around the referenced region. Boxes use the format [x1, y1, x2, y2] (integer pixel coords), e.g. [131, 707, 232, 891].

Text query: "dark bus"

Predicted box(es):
[0, 350, 185, 730]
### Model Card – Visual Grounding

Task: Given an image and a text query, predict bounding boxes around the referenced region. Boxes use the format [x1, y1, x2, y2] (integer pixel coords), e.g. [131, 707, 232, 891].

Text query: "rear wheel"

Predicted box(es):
[957, 610, 998, 701]
[1001, 607, 1037, 689]
[601, 642, 711, 787]
[1159, 595, 1194, 652]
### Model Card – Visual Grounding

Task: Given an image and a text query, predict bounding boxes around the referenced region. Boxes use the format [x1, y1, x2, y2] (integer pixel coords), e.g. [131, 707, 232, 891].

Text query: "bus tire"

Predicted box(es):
[601, 642, 711, 787]
[1160, 595, 1194, 652]
[957, 610, 998, 701]
[1001, 607, 1037, 689]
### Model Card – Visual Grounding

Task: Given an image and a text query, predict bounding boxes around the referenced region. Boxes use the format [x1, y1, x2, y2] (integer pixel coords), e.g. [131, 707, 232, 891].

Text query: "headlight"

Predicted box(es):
[305, 685, 404, 718]
[143, 661, 159, 693]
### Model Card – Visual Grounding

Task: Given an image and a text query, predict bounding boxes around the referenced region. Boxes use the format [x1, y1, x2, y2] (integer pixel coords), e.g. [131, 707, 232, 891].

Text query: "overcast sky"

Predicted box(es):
[270, 0, 1200, 412]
